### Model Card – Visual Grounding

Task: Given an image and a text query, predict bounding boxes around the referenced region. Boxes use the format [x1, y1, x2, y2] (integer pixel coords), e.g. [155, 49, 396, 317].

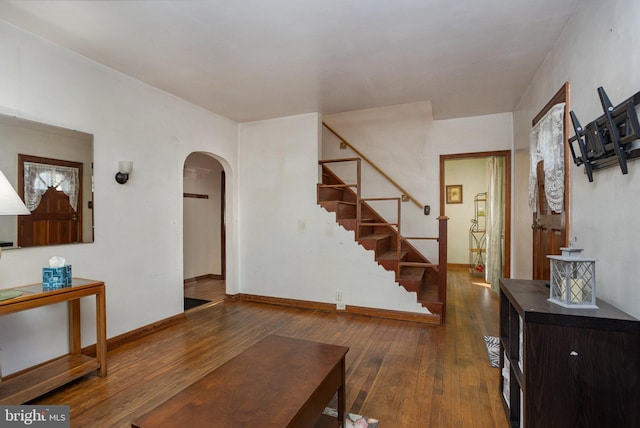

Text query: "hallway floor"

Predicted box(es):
[184, 277, 225, 306]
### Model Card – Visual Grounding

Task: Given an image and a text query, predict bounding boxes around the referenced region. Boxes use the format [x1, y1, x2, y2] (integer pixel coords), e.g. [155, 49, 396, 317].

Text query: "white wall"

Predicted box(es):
[324, 102, 436, 258]
[0, 21, 239, 375]
[0, 20, 441, 378]
[432, 111, 514, 268]
[238, 113, 429, 314]
[324, 103, 512, 262]
[512, 0, 640, 318]
[444, 158, 489, 264]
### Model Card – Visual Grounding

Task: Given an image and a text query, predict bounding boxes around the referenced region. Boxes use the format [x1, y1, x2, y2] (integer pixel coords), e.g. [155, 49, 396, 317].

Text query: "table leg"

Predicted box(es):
[68, 300, 81, 354]
[96, 287, 107, 377]
[338, 357, 345, 426]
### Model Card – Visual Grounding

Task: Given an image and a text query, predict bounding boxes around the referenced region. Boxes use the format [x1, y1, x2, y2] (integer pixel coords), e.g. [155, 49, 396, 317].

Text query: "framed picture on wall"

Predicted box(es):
[446, 185, 463, 204]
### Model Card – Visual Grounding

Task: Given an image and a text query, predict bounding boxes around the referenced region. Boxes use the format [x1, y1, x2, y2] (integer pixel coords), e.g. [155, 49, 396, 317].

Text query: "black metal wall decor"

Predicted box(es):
[569, 87, 640, 182]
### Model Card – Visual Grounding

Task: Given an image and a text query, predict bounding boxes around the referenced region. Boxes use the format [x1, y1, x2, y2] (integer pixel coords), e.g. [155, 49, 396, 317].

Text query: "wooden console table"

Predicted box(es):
[132, 334, 349, 428]
[0, 278, 107, 404]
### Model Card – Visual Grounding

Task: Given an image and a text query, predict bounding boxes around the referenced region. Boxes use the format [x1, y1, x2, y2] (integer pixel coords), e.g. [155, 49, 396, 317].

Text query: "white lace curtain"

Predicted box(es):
[529, 102, 565, 213]
[23, 162, 79, 212]
[486, 156, 504, 292]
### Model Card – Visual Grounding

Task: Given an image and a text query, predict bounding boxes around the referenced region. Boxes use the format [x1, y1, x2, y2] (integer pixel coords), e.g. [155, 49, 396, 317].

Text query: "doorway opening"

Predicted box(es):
[183, 152, 226, 307]
[440, 150, 511, 290]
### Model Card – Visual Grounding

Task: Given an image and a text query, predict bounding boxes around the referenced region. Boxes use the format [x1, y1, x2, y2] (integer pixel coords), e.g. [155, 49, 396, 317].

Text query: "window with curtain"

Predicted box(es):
[23, 162, 80, 212]
[529, 102, 565, 213]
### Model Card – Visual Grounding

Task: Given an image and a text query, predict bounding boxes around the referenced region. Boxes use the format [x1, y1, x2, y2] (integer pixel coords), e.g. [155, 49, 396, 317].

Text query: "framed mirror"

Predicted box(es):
[0, 114, 93, 248]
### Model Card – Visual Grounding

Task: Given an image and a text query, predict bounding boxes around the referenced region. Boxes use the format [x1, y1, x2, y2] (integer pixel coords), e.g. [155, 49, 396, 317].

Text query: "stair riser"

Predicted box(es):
[318, 190, 358, 204]
[318, 201, 338, 212]
[398, 279, 421, 293]
[359, 237, 391, 256]
[422, 301, 444, 315]
[317, 187, 345, 201]
[318, 201, 356, 220]
[377, 258, 398, 272]
[336, 204, 356, 219]
[359, 225, 374, 236]
[334, 221, 390, 237]
[342, 192, 357, 204]
[319, 163, 443, 324]
[338, 218, 357, 231]
[398, 267, 425, 292]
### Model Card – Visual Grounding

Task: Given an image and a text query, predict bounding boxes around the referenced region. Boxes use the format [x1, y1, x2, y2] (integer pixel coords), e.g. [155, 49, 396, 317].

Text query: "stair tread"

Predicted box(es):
[377, 250, 408, 260]
[319, 162, 445, 323]
[399, 267, 425, 282]
[400, 261, 438, 268]
[359, 233, 390, 240]
[320, 200, 356, 206]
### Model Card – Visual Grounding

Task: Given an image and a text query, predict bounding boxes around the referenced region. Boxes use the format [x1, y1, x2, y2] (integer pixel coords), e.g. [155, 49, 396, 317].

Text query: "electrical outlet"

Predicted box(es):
[336, 302, 346, 310]
[335, 291, 342, 302]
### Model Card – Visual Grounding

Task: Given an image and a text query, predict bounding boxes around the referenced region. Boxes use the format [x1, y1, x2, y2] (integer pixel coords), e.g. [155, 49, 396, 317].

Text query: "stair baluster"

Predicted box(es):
[318, 159, 448, 323]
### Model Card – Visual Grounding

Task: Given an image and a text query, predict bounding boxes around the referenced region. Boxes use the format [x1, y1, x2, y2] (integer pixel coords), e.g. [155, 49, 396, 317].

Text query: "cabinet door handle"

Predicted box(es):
[570, 350, 579, 356]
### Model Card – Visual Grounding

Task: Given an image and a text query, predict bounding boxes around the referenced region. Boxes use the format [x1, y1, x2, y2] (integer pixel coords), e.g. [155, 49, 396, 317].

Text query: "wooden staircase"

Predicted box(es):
[318, 159, 448, 324]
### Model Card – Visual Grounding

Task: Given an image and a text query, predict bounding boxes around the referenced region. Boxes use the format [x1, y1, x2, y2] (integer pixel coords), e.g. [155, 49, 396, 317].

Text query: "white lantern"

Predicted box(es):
[547, 243, 597, 309]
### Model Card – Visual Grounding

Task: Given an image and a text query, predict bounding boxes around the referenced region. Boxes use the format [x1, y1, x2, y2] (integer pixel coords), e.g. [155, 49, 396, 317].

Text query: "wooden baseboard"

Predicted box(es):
[448, 263, 471, 269]
[81, 313, 185, 356]
[346, 305, 441, 324]
[184, 274, 223, 285]
[235, 293, 441, 325]
[224, 293, 241, 301]
[78, 291, 439, 359]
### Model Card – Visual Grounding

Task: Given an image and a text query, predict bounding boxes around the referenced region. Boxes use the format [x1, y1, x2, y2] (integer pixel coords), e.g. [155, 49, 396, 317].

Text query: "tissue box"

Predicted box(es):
[42, 265, 72, 289]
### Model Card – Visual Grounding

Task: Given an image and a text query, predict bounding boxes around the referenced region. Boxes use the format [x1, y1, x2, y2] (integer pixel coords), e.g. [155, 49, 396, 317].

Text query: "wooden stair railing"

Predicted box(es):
[318, 159, 448, 323]
[318, 157, 362, 239]
[323, 122, 424, 209]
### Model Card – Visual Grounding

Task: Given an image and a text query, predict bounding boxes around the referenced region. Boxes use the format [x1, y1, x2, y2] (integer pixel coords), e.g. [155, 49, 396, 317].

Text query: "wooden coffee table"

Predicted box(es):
[132, 334, 349, 428]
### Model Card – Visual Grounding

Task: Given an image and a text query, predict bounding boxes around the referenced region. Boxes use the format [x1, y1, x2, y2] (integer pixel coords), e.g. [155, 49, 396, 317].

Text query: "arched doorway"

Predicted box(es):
[183, 152, 226, 308]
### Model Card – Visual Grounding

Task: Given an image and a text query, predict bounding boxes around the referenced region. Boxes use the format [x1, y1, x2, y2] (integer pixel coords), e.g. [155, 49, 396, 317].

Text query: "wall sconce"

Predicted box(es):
[115, 161, 133, 184]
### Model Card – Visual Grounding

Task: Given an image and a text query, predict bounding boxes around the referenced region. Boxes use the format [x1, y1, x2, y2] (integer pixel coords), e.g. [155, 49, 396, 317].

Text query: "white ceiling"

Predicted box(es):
[0, 0, 581, 123]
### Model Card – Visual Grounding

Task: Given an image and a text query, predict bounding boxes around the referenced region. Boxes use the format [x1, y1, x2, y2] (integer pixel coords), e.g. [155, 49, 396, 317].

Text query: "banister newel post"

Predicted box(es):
[437, 216, 448, 321]
[355, 159, 361, 241]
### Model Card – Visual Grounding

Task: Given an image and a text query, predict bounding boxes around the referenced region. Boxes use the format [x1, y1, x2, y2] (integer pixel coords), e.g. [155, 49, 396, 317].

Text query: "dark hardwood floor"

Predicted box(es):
[184, 277, 226, 306]
[31, 267, 507, 427]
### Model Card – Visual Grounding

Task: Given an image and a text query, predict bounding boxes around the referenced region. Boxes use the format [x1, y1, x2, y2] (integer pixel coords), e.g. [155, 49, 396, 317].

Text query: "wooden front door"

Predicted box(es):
[20, 187, 80, 246]
[531, 83, 569, 281]
[532, 162, 565, 280]
[17, 155, 83, 247]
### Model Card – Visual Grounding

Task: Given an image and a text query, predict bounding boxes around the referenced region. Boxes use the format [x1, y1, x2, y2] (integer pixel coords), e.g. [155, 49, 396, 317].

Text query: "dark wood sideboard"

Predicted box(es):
[499, 278, 639, 428]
